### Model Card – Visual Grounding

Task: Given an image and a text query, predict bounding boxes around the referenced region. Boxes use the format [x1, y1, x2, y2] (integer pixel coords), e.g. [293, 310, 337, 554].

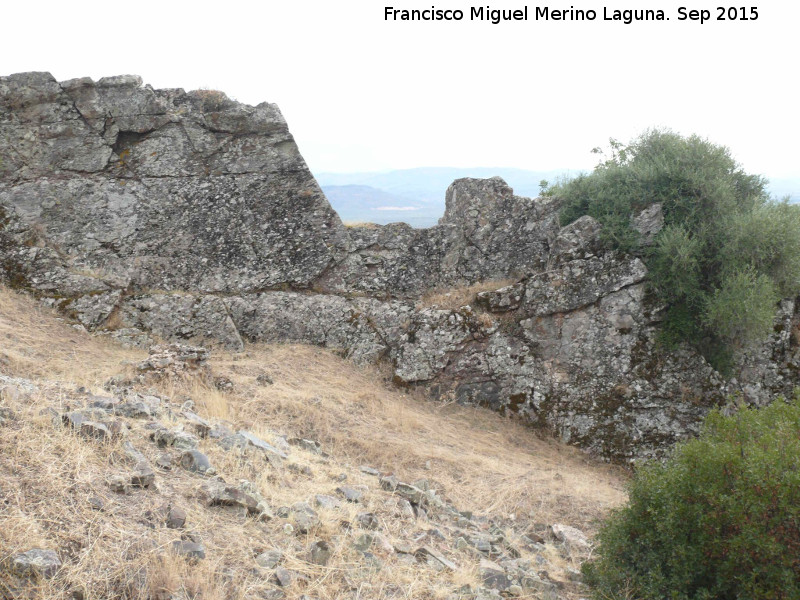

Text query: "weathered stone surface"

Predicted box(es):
[180, 449, 212, 474]
[171, 540, 205, 560]
[632, 203, 664, 245]
[289, 502, 319, 533]
[1, 72, 344, 302]
[549, 524, 589, 552]
[166, 506, 187, 529]
[5, 72, 800, 463]
[313, 494, 342, 510]
[122, 441, 155, 487]
[10, 549, 61, 579]
[308, 541, 332, 566]
[235, 430, 288, 460]
[255, 549, 282, 569]
[201, 477, 270, 518]
[414, 546, 457, 571]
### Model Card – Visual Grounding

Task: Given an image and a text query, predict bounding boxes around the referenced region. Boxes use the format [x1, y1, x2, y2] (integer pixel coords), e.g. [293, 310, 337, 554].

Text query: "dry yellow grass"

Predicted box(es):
[416, 279, 518, 311]
[0, 285, 628, 599]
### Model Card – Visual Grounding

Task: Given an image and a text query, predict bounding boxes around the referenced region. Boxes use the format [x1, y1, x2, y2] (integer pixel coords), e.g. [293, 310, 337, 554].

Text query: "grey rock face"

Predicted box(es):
[4, 72, 800, 462]
[10, 548, 61, 579]
[0, 72, 344, 301]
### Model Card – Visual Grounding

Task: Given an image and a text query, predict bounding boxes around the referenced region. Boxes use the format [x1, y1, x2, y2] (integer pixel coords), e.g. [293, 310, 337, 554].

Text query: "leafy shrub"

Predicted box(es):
[583, 396, 800, 599]
[554, 129, 800, 371]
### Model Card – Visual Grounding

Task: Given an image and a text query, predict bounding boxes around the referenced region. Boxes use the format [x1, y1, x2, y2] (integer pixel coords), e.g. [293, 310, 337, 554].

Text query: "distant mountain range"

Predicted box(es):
[316, 167, 800, 228]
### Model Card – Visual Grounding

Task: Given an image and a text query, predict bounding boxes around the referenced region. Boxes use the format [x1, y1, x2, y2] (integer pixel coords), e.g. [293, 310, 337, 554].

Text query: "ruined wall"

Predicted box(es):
[3, 72, 799, 461]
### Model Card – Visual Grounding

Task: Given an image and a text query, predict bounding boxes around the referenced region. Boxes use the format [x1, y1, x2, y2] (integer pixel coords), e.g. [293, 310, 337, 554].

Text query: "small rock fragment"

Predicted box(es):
[79, 421, 110, 441]
[180, 450, 212, 474]
[11, 549, 61, 579]
[314, 494, 342, 510]
[255, 549, 282, 569]
[415, 546, 456, 571]
[172, 540, 205, 560]
[166, 506, 187, 529]
[108, 475, 129, 494]
[289, 502, 319, 533]
[356, 512, 379, 530]
[274, 566, 294, 587]
[308, 540, 332, 566]
[336, 486, 363, 503]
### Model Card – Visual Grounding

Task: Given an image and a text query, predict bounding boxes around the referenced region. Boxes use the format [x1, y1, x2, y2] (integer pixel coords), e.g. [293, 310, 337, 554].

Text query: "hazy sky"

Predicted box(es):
[3, 1, 797, 177]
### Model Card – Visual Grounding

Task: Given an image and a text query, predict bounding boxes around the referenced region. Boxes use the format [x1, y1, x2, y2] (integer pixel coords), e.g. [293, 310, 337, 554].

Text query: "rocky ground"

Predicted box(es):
[0, 285, 627, 599]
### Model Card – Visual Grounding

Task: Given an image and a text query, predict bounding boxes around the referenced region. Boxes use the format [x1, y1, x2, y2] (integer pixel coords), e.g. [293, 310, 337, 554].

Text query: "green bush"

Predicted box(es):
[583, 396, 800, 600]
[554, 129, 800, 372]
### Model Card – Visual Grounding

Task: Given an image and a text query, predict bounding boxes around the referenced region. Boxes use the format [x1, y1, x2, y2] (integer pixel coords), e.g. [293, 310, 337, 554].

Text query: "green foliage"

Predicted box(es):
[554, 129, 800, 371]
[583, 396, 800, 600]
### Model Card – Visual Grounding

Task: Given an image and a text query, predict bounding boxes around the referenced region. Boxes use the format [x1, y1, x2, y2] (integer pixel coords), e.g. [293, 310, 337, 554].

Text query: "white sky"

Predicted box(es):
[3, 1, 798, 177]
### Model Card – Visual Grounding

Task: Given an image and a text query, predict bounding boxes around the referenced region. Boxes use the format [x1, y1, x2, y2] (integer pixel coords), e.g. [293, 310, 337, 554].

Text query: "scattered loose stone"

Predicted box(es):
[201, 477, 271, 519]
[256, 373, 273, 386]
[11, 549, 61, 579]
[79, 420, 110, 441]
[359, 465, 380, 476]
[155, 453, 173, 470]
[289, 502, 319, 533]
[393, 541, 413, 554]
[122, 442, 155, 487]
[353, 533, 374, 553]
[171, 540, 205, 560]
[379, 475, 398, 491]
[137, 344, 209, 377]
[166, 506, 187, 529]
[0, 406, 16, 424]
[288, 437, 322, 454]
[549, 523, 590, 552]
[356, 512, 379, 530]
[412, 478, 430, 491]
[62, 409, 91, 429]
[287, 462, 313, 476]
[479, 559, 513, 592]
[114, 400, 152, 418]
[236, 430, 288, 459]
[274, 566, 294, 587]
[153, 428, 199, 450]
[336, 486, 363, 503]
[108, 475, 129, 494]
[214, 376, 234, 392]
[181, 410, 211, 437]
[395, 482, 428, 507]
[180, 450, 212, 474]
[308, 540, 332, 566]
[255, 550, 283, 569]
[314, 494, 342, 510]
[415, 546, 457, 571]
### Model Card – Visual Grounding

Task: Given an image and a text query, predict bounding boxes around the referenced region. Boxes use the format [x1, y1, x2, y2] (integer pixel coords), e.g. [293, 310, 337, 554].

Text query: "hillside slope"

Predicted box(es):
[0, 286, 626, 599]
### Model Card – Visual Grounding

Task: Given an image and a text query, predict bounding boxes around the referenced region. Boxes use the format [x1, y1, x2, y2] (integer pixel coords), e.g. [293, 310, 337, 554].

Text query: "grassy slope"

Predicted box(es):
[0, 286, 626, 599]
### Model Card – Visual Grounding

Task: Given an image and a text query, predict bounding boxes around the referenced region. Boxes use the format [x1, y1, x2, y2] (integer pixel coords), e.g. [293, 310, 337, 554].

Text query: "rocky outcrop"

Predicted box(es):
[3, 72, 800, 461]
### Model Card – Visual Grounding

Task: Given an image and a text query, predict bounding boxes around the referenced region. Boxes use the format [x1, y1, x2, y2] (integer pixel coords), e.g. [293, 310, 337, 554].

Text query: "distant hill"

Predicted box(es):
[321, 184, 435, 227]
[317, 167, 577, 227]
[317, 168, 800, 227]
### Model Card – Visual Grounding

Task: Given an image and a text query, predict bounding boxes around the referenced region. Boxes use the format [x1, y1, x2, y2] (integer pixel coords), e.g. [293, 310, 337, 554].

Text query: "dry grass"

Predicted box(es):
[416, 279, 518, 311]
[343, 221, 380, 229]
[0, 286, 628, 599]
[0, 287, 144, 385]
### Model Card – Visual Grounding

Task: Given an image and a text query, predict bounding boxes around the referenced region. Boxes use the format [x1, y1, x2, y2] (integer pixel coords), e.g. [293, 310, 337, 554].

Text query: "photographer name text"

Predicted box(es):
[384, 6, 759, 25]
